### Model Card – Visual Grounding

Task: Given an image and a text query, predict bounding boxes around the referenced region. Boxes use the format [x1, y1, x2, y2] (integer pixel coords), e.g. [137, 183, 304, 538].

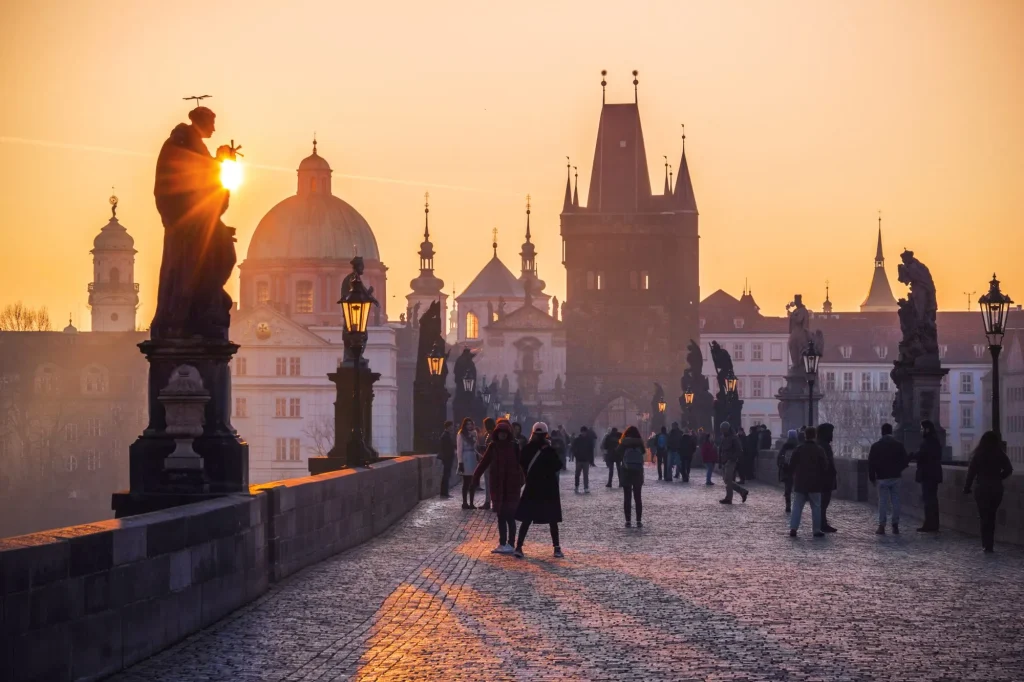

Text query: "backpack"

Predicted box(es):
[656, 434, 667, 450]
[623, 446, 646, 470]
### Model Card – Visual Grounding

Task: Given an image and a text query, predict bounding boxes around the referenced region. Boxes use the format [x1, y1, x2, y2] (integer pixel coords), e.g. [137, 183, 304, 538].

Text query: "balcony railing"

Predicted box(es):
[88, 282, 140, 294]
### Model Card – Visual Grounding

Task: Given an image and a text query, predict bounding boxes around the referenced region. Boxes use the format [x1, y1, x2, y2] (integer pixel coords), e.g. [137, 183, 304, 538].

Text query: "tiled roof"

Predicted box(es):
[459, 255, 524, 300]
[585, 103, 652, 213]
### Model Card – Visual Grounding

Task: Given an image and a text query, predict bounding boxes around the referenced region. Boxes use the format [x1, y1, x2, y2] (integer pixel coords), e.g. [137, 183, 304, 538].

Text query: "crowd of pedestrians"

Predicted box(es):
[437, 414, 1016, 555]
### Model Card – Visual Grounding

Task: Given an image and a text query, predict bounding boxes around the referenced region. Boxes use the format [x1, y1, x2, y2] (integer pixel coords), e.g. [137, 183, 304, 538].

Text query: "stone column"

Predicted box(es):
[308, 363, 381, 475]
[892, 361, 949, 456]
[776, 373, 822, 435]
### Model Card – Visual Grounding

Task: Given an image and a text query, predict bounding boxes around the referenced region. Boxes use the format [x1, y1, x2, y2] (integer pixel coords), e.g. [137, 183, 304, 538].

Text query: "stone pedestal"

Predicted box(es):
[112, 339, 249, 518]
[892, 361, 949, 455]
[777, 374, 822, 435]
[712, 395, 745, 432]
[308, 362, 380, 475]
[413, 380, 449, 454]
[680, 391, 714, 433]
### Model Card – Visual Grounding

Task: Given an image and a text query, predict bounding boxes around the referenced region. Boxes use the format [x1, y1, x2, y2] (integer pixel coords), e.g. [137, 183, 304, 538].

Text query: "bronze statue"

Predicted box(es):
[339, 256, 380, 363]
[152, 106, 237, 340]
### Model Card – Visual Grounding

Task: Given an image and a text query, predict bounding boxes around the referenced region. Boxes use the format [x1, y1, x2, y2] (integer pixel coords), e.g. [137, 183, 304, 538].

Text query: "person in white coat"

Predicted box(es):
[457, 417, 480, 509]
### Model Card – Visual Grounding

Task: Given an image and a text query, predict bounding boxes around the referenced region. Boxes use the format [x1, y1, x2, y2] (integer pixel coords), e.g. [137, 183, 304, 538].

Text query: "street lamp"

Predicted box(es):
[481, 385, 491, 405]
[462, 376, 475, 393]
[979, 274, 1013, 438]
[657, 399, 667, 414]
[427, 340, 445, 378]
[802, 339, 821, 427]
[684, 390, 694, 428]
[341, 272, 374, 467]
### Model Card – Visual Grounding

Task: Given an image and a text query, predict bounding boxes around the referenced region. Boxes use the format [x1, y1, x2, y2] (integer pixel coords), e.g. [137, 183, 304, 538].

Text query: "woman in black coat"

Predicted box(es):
[963, 430, 1014, 553]
[515, 422, 565, 558]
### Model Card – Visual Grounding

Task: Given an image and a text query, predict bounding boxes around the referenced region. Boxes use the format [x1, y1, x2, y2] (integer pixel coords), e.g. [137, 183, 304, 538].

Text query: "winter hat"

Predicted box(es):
[531, 421, 549, 436]
[787, 429, 798, 440]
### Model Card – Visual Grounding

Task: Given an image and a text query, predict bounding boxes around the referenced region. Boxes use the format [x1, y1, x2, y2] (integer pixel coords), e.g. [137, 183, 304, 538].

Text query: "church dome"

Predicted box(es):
[93, 196, 135, 251]
[246, 142, 380, 262]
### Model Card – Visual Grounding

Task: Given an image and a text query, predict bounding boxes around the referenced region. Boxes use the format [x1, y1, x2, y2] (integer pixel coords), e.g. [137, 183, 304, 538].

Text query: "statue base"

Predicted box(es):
[713, 395, 745, 433]
[892, 361, 949, 456]
[112, 338, 249, 519]
[413, 380, 450, 454]
[777, 374, 822, 435]
[680, 392, 715, 433]
[309, 363, 380, 475]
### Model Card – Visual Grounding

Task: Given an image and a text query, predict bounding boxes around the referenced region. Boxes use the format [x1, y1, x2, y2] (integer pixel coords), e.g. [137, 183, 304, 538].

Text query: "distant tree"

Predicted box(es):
[0, 302, 52, 331]
[819, 389, 893, 457]
[303, 414, 335, 457]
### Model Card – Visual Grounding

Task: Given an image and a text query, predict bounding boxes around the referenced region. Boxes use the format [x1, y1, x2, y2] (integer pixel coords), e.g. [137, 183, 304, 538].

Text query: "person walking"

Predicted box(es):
[789, 425, 828, 538]
[776, 430, 799, 513]
[963, 431, 1014, 553]
[572, 426, 595, 493]
[437, 420, 456, 498]
[700, 431, 717, 485]
[735, 427, 748, 484]
[914, 420, 943, 532]
[514, 422, 565, 558]
[655, 426, 669, 481]
[478, 417, 496, 510]
[602, 427, 622, 487]
[617, 425, 647, 527]
[817, 423, 838, 533]
[456, 418, 479, 509]
[473, 421, 524, 554]
[667, 422, 685, 481]
[551, 426, 568, 470]
[512, 422, 528, 450]
[718, 422, 748, 504]
[867, 422, 908, 535]
[680, 428, 697, 483]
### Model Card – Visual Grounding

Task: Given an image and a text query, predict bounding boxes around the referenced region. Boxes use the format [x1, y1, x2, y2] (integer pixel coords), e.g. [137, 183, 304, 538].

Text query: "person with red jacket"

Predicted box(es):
[473, 420, 524, 554]
[700, 430, 717, 485]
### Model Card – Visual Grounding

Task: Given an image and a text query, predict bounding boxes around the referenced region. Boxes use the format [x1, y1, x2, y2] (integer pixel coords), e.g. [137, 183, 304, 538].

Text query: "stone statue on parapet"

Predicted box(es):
[453, 348, 477, 396]
[151, 106, 237, 340]
[682, 338, 710, 396]
[709, 340, 733, 396]
[896, 250, 939, 365]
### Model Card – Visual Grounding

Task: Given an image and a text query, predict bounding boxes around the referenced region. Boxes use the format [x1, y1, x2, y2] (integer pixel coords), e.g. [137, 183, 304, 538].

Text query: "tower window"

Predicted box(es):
[641, 271, 649, 290]
[109, 267, 121, 284]
[596, 272, 604, 290]
[295, 281, 314, 313]
[466, 311, 479, 339]
[256, 281, 270, 304]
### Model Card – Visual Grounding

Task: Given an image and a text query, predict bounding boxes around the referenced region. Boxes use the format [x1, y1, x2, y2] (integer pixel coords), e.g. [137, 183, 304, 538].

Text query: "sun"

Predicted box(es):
[220, 159, 243, 191]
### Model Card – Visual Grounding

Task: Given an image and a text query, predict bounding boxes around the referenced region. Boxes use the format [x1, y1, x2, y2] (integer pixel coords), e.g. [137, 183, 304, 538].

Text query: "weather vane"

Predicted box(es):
[526, 194, 531, 213]
[183, 94, 211, 107]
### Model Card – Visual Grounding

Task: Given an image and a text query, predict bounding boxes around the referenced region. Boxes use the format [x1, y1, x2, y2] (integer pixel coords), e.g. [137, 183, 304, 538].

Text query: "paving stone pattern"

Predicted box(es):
[111, 465, 1024, 681]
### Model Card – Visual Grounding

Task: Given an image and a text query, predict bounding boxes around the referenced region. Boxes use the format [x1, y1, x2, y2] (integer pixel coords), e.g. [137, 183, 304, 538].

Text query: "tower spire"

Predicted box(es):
[492, 228, 498, 257]
[572, 166, 579, 207]
[875, 210, 884, 265]
[673, 123, 697, 211]
[563, 157, 573, 211]
[423, 191, 430, 241]
[601, 69, 607, 105]
[668, 165, 673, 197]
[632, 69, 639, 103]
[860, 211, 898, 312]
[312, 132, 317, 155]
[525, 194, 532, 241]
[663, 155, 670, 195]
[823, 280, 833, 314]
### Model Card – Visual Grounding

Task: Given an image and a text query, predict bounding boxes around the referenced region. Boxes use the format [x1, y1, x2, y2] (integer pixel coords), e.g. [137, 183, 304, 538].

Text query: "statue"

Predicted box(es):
[552, 296, 559, 320]
[152, 106, 238, 340]
[682, 338, 710, 395]
[497, 297, 507, 319]
[895, 249, 939, 364]
[453, 348, 477, 396]
[412, 302, 422, 330]
[339, 257, 380, 364]
[487, 301, 494, 323]
[709, 341, 733, 395]
[785, 294, 824, 373]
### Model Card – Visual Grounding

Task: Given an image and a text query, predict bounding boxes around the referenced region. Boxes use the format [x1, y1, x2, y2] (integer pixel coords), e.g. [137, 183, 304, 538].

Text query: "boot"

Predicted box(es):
[892, 524, 899, 535]
[875, 524, 886, 535]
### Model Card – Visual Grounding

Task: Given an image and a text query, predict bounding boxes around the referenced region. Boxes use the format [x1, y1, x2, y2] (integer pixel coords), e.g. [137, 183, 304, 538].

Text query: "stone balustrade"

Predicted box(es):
[0, 454, 441, 682]
[755, 449, 1024, 545]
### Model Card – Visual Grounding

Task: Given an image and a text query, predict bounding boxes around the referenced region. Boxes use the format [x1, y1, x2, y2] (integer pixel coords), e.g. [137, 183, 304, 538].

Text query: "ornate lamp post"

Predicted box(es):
[462, 376, 475, 394]
[341, 273, 374, 467]
[427, 340, 445, 380]
[802, 340, 821, 427]
[684, 391, 694, 429]
[979, 274, 1013, 439]
[657, 399, 667, 416]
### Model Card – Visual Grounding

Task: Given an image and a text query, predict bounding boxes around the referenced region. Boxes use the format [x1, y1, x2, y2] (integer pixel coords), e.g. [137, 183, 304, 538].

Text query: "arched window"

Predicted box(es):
[256, 281, 270, 304]
[81, 365, 108, 395]
[34, 364, 59, 394]
[466, 311, 479, 339]
[295, 281, 314, 313]
[109, 267, 121, 284]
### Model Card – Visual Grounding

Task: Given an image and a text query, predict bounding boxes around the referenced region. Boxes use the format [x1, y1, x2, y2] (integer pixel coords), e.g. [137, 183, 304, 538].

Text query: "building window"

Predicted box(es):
[941, 374, 950, 394]
[86, 451, 102, 471]
[770, 343, 784, 362]
[64, 423, 78, 442]
[86, 418, 102, 437]
[861, 372, 873, 392]
[733, 318, 745, 329]
[235, 397, 247, 418]
[289, 438, 301, 461]
[878, 372, 890, 392]
[596, 272, 604, 290]
[732, 343, 745, 361]
[289, 398, 301, 418]
[586, 271, 595, 290]
[940, 401, 950, 427]
[35, 366, 58, 394]
[825, 371, 836, 392]
[752, 343, 763, 361]
[236, 356, 247, 376]
[961, 404, 974, 429]
[842, 372, 853, 392]
[275, 438, 287, 461]
[699, 318, 706, 330]
[275, 398, 287, 418]
[961, 438, 974, 458]
[839, 345, 853, 359]
[276, 357, 287, 376]
[641, 271, 649, 290]
[256, 281, 270, 304]
[295, 281, 314, 314]
[466, 312, 479, 339]
[83, 367, 108, 394]
[752, 378, 764, 398]
[960, 373, 974, 394]
[289, 357, 301, 376]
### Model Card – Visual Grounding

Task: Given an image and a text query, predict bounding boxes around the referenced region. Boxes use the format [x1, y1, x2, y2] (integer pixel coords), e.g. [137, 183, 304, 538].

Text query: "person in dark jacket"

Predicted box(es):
[572, 426, 596, 493]
[741, 426, 759, 483]
[602, 427, 622, 487]
[914, 420, 944, 532]
[680, 428, 697, 483]
[437, 421, 456, 498]
[512, 422, 528, 451]
[655, 426, 669, 480]
[788, 426, 828, 538]
[867, 422, 908, 535]
[776, 430, 799, 513]
[963, 431, 1014, 553]
[617, 426, 647, 527]
[514, 422, 565, 558]
[473, 421, 524, 554]
[816, 423, 838, 533]
[718, 422, 748, 504]
[667, 423, 685, 481]
[700, 431, 717, 485]
[759, 426, 773, 450]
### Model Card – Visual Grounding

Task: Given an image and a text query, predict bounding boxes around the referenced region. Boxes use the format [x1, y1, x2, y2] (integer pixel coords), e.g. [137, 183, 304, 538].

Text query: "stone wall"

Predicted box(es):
[755, 449, 1024, 545]
[0, 454, 441, 682]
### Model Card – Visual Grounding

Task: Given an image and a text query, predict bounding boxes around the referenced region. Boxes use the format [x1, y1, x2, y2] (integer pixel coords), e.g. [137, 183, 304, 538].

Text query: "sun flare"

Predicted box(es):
[220, 159, 243, 191]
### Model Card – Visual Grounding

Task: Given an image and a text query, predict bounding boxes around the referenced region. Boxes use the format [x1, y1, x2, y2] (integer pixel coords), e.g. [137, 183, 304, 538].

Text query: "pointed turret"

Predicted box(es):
[572, 166, 579, 208]
[823, 281, 833, 314]
[859, 213, 898, 312]
[562, 158, 573, 212]
[673, 124, 697, 212]
[519, 195, 546, 299]
[663, 156, 671, 195]
[409, 192, 445, 296]
[586, 101, 653, 212]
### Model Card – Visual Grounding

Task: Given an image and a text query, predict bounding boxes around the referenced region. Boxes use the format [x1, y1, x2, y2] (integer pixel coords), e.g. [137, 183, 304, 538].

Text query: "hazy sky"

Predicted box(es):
[1, 0, 1022, 330]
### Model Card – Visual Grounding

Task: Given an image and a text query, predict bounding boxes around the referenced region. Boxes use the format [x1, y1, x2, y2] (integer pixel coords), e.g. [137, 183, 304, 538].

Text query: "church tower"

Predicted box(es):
[859, 214, 898, 313]
[560, 72, 699, 426]
[406, 193, 447, 324]
[89, 193, 138, 331]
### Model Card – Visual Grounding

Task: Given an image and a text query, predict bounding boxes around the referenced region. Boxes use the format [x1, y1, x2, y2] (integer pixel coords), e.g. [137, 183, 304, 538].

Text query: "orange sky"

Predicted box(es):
[1, 0, 1022, 330]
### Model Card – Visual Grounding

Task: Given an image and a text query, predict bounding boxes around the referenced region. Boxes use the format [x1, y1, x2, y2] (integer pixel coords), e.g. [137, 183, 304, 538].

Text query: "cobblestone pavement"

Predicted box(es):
[112, 465, 1024, 681]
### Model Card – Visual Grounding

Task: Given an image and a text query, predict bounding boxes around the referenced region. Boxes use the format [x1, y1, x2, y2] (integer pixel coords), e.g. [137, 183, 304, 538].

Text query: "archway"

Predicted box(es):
[592, 395, 643, 438]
